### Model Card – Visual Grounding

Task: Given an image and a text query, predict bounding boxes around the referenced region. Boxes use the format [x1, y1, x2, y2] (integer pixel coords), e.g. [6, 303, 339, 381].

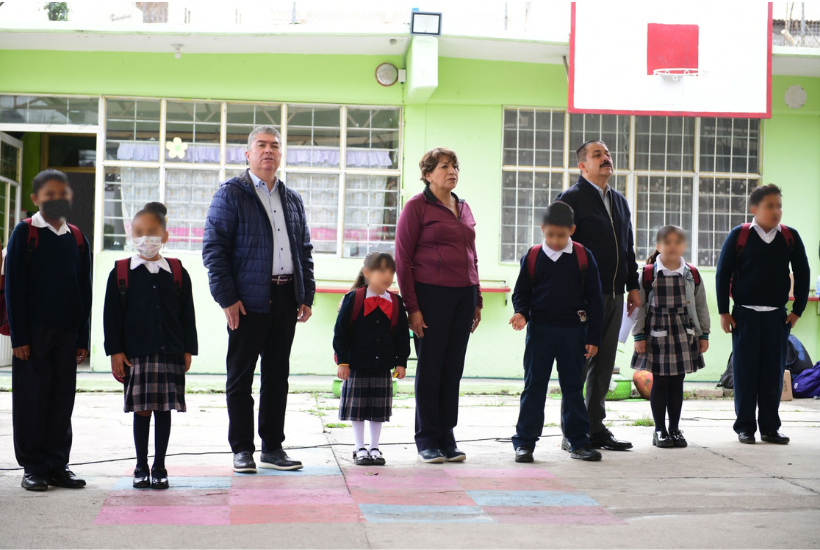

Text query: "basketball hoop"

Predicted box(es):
[653, 68, 706, 82]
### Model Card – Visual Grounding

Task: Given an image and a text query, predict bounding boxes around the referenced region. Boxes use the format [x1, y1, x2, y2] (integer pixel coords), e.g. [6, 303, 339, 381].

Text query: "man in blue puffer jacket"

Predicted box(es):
[203, 125, 315, 474]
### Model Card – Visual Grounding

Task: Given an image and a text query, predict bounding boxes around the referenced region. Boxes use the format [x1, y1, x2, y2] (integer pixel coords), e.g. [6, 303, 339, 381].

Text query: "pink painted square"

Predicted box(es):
[94, 505, 230, 526]
[456, 476, 573, 492]
[103, 489, 230, 507]
[229, 487, 354, 506]
[229, 504, 363, 524]
[484, 506, 624, 525]
[444, 468, 557, 479]
[230, 474, 347, 490]
[349, 487, 476, 506]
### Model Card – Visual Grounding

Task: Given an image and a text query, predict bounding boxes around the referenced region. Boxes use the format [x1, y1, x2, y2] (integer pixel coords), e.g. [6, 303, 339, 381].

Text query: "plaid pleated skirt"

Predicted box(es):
[631, 271, 704, 376]
[339, 370, 392, 422]
[124, 352, 187, 413]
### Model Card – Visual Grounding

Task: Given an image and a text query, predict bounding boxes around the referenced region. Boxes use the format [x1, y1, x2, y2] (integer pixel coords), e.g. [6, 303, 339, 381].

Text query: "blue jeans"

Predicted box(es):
[731, 306, 789, 435]
[512, 323, 591, 451]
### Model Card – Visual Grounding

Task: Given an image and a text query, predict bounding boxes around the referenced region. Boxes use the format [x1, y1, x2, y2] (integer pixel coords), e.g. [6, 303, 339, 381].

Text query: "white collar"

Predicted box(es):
[249, 170, 279, 191]
[656, 256, 686, 276]
[583, 177, 610, 196]
[542, 238, 574, 262]
[365, 288, 392, 301]
[751, 219, 780, 243]
[130, 254, 171, 274]
[31, 211, 70, 236]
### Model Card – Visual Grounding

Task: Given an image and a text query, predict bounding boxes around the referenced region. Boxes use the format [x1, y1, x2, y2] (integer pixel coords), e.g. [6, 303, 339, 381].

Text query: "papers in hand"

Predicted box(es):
[618, 301, 638, 344]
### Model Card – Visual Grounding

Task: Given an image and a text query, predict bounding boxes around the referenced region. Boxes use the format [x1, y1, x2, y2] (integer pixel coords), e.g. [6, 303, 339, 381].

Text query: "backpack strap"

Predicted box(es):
[779, 224, 795, 251]
[115, 259, 130, 309]
[23, 219, 38, 266]
[348, 287, 367, 327]
[166, 257, 183, 304]
[526, 244, 541, 281]
[642, 264, 655, 292]
[572, 241, 588, 287]
[66, 223, 85, 252]
[735, 223, 752, 257]
[686, 263, 701, 285]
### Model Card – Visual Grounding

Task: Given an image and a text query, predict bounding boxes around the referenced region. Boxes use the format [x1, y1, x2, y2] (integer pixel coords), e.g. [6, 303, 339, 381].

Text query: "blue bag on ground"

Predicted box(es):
[786, 335, 813, 377]
[792, 364, 820, 398]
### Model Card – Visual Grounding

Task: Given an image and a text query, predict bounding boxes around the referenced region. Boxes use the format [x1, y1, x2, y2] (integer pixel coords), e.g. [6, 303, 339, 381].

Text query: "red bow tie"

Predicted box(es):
[364, 295, 393, 319]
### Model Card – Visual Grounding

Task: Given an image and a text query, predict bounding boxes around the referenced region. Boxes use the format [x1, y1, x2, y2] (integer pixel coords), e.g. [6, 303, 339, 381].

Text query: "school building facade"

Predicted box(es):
[1, 19, 819, 381]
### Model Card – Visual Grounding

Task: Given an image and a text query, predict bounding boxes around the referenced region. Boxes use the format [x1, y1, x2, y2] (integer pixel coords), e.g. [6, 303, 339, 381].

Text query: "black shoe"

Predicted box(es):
[590, 428, 633, 451]
[514, 446, 534, 463]
[151, 468, 169, 489]
[560, 437, 571, 452]
[46, 467, 86, 488]
[653, 431, 674, 448]
[233, 451, 257, 473]
[353, 448, 372, 466]
[417, 449, 445, 463]
[21, 473, 48, 492]
[441, 447, 466, 462]
[669, 429, 688, 448]
[738, 431, 756, 444]
[570, 444, 602, 461]
[761, 431, 790, 444]
[259, 449, 303, 471]
[133, 467, 151, 489]
[369, 448, 386, 466]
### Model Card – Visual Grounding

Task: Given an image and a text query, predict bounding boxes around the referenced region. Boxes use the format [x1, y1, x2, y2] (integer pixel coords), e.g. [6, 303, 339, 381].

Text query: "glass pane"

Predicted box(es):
[635, 176, 694, 262]
[103, 167, 160, 250]
[105, 98, 161, 161]
[46, 134, 97, 168]
[569, 113, 630, 174]
[286, 105, 341, 168]
[697, 176, 754, 266]
[343, 175, 399, 257]
[502, 108, 564, 170]
[0, 95, 98, 125]
[286, 172, 339, 253]
[499, 169, 564, 261]
[8, 185, 18, 241]
[165, 101, 221, 164]
[346, 107, 400, 169]
[165, 169, 221, 251]
[700, 118, 760, 175]
[1, 141, 19, 180]
[634, 116, 695, 172]
[226, 103, 282, 165]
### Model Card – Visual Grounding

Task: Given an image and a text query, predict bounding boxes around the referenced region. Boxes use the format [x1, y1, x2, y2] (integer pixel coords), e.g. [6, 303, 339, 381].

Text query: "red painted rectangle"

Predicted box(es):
[230, 474, 347, 490]
[229, 487, 354, 506]
[103, 489, 230, 507]
[646, 23, 699, 75]
[349, 487, 476, 506]
[95, 505, 231, 526]
[229, 504, 363, 524]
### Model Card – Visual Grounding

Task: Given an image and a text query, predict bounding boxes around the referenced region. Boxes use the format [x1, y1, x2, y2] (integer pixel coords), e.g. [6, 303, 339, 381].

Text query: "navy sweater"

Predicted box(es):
[5, 221, 92, 349]
[512, 245, 605, 346]
[103, 260, 198, 358]
[333, 290, 411, 372]
[715, 225, 810, 316]
[556, 177, 640, 295]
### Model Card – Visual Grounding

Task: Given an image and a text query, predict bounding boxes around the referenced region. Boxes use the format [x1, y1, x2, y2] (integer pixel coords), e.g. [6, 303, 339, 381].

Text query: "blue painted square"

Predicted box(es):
[233, 465, 342, 477]
[110, 476, 232, 491]
[359, 504, 494, 523]
[467, 490, 599, 507]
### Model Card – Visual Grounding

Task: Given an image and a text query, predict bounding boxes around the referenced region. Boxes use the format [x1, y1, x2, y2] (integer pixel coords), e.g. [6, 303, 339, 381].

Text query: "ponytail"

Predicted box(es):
[646, 249, 660, 265]
[350, 269, 367, 291]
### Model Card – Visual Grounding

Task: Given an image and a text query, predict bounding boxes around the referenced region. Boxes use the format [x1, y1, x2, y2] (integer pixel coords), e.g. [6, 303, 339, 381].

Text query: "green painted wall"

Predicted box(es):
[3, 48, 818, 381]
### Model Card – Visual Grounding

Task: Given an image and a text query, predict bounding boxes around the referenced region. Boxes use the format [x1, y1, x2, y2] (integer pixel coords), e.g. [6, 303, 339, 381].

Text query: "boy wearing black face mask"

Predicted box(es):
[6, 169, 92, 492]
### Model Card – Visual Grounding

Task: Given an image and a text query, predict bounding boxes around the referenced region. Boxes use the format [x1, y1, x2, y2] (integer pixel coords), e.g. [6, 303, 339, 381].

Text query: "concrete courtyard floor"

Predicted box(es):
[1, 385, 819, 548]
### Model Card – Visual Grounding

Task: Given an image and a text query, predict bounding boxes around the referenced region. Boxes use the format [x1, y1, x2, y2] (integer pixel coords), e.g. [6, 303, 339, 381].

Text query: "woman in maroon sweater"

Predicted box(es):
[395, 147, 483, 463]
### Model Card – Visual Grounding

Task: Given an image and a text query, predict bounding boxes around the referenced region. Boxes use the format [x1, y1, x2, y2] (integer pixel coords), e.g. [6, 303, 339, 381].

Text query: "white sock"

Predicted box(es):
[352, 421, 366, 450]
[368, 421, 383, 449]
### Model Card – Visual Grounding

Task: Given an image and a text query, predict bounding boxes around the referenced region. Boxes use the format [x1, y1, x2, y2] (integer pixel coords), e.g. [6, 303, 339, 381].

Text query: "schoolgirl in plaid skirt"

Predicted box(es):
[103, 202, 198, 489]
[632, 226, 710, 450]
[333, 253, 410, 466]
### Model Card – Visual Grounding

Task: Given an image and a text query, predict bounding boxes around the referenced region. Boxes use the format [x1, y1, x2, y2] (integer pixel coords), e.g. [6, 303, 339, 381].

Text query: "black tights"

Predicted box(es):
[650, 374, 685, 433]
[133, 411, 172, 470]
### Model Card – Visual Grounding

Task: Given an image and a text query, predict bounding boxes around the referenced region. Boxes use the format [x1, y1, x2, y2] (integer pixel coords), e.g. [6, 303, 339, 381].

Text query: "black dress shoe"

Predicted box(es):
[738, 431, 756, 444]
[590, 428, 633, 451]
[133, 467, 151, 489]
[369, 448, 386, 466]
[21, 473, 48, 492]
[761, 431, 790, 444]
[514, 446, 534, 463]
[353, 448, 373, 466]
[233, 450, 257, 473]
[570, 444, 602, 461]
[560, 437, 571, 452]
[259, 449, 303, 471]
[669, 429, 688, 448]
[47, 468, 86, 488]
[441, 447, 466, 462]
[151, 468, 169, 489]
[653, 430, 674, 448]
[417, 449, 445, 463]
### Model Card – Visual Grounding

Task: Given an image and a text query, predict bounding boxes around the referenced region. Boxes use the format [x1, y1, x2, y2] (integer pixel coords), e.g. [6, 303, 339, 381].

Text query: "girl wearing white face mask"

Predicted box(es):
[103, 202, 198, 490]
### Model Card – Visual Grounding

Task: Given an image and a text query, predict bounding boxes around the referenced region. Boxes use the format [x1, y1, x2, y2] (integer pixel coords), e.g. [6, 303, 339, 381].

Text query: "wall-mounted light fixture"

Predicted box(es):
[375, 62, 399, 87]
[410, 11, 442, 36]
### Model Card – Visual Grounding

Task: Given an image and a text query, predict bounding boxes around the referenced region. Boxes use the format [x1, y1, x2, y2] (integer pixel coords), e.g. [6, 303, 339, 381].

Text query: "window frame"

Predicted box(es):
[500, 107, 763, 267]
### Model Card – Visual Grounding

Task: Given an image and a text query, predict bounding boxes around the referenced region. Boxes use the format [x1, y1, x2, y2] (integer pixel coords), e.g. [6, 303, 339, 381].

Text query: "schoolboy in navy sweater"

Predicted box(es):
[509, 201, 604, 463]
[716, 184, 809, 446]
[6, 170, 92, 492]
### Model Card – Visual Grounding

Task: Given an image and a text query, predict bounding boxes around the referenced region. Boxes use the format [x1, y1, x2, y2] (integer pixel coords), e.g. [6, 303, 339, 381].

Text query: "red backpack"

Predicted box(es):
[736, 222, 794, 256]
[642, 262, 701, 292]
[348, 286, 400, 333]
[114, 257, 183, 308]
[0, 219, 85, 336]
[526, 242, 589, 286]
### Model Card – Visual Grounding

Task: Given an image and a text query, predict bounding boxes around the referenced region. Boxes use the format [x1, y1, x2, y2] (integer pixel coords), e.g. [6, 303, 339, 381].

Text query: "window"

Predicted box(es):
[0, 95, 99, 125]
[501, 108, 760, 265]
[102, 99, 401, 255]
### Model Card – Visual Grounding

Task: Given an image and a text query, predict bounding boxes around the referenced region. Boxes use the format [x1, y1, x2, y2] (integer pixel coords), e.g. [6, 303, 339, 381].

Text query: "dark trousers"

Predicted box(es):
[513, 323, 590, 451]
[413, 282, 477, 451]
[731, 306, 789, 435]
[12, 326, 78, 475]
[225, 282, 298, 453]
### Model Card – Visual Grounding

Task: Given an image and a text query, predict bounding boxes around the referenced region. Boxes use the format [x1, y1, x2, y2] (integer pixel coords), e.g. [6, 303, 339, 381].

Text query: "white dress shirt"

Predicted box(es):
[365, 288, 392, 300]
[130, 254, 171, 274]
[31, 211, 71, 236]
[742, 219, 781, 312]
[542, 238, 574, 262]
[249, 170, 294, 276]
[656, 256, 686, 276]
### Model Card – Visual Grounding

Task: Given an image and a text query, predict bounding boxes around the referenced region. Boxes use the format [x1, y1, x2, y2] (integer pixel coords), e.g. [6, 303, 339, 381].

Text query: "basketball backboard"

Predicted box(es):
[569, 2, 772, 118]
